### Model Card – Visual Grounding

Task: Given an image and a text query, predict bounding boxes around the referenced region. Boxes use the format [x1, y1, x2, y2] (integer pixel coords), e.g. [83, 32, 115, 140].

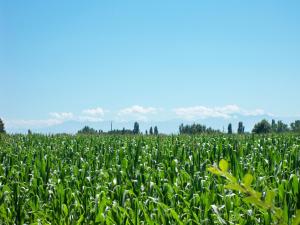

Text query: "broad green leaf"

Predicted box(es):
[292, 210, 300, 225]
[62, 204, 68, 216]
[243, 196, 268, 211]
[121, 158, 128, 170]
[219, 159, 229, 172]
[76, 214, 85, 225]
[265, 190, 275, 205]
[207, 167, 222, 176]
[242, 174, 253, 187]
[224, 183, 245, 193]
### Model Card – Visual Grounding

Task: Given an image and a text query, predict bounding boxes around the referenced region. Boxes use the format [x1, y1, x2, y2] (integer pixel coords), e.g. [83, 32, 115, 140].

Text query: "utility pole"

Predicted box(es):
[110, 121, 112, 132]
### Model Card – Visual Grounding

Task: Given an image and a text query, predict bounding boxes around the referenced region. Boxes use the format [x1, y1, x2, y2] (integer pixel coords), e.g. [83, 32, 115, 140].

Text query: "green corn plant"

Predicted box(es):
[0, 133, 299, 224]
[208, 159, 300, 225]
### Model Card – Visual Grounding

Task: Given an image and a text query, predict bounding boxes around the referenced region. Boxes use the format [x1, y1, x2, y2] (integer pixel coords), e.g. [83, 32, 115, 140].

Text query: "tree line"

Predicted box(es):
[77, 121, 159, 135]
[228, 119, 300, 134]
[1, 117, 300, 135]
[179, 119, 300, 135]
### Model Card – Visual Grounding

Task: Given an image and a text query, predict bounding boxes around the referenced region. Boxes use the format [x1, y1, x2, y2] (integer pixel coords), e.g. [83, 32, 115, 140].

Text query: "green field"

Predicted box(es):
[0, 134, 299, 224]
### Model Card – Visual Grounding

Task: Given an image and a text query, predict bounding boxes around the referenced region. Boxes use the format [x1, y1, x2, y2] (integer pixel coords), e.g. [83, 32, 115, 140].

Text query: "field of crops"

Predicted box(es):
[0, 134, 299, 224]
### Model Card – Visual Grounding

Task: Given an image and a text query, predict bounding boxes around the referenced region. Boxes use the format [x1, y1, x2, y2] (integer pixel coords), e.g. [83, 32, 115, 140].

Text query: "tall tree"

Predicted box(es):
[271, 119, 277, 132]
[227, 123, 232, 134]
[145, 130, 148, 135]
[178, 123, 220, 134]
[0, 118, 5, 134]
[276, 120, 289, 133]
[252, 119, 271, 134]
[237, 122, 245, 134]
[291, 120, 300, 132]
[133, 122, 140, 134]
[154, 126, 158, 135]
[149, 127, 153, 135]
[77, 126, 98, 134]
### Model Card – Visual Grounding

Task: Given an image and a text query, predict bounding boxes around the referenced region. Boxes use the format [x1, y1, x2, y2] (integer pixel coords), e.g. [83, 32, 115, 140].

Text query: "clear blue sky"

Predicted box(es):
[1, 0, 300, 132]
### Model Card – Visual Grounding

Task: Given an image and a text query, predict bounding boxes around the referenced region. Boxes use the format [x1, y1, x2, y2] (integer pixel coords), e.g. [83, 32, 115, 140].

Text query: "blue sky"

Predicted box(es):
[1, 0, 300, 133]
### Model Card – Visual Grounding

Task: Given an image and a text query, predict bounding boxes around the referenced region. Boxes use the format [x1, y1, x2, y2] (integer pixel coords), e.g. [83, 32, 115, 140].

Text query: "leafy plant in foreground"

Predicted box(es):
[208, 159, 300, 225]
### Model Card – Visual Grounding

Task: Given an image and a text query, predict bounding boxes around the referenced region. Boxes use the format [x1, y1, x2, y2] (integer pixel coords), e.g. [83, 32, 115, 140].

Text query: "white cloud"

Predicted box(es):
[6, 107, 108, 129]
[117, 105, 158, 121]
[241, 109, 267, 116]
[79, 107, 105, 122]
[173, 105, 270, 120]
[119, 105, 157, 115]
[82, 107, 105, 117]
[77, 116, 104, 122]
[6, 119, 63, 128]
[7, 111, 74, 128]
[49, 112, 74, 120]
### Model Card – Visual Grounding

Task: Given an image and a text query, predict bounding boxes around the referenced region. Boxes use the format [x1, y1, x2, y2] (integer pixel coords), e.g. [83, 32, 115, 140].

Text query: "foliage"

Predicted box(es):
[237, 121, 245, 134]
[271, 120, 289, 133]
[133, 121, 140, 134]
[0, 118, 5, 133]
[208, 159, 300, 225]
[291, 120, 300, 133]
[252, 119, 272, 134]
[107, 128, 133, 135]
[0, 134, 299, 224]
[228, 123, 232, 134]
[77, 126, 102, 134]
[149, 126, 153, 135]
[154, 126, 159, 135]
[179, 123, 221, 134]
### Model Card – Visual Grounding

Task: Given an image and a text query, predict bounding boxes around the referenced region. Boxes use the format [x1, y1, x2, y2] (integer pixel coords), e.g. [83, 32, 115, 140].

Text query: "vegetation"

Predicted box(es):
[237, 121, 245, 134]
[133, 122, 140, 134]
[252, 119, 272, 134]
[77, 122, 140, 135]
[0, 133, 299, 224]
[75, 119, 299, 136]
[253, 119, 293, 134]
[77, 126, 102, 134]
[272, 120, 289, 133]
[227, 123, 232, 134]
[0, 118, 5, 134]
[154, 126, 158, 135]
[291, 120, 300, 133]
[208, 159, 300, 225]
[179, 123, 221, 134]
[108, 128, 134, 135]
[147, 126, 158, 135]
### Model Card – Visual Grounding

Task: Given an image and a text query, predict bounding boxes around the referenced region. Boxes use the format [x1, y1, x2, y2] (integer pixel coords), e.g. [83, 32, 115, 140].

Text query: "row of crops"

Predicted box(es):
[0, 134, 299, 224]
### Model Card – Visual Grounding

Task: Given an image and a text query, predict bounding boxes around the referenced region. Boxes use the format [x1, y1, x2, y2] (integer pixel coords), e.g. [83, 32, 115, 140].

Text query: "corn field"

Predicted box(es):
[0, 134, 299, 224]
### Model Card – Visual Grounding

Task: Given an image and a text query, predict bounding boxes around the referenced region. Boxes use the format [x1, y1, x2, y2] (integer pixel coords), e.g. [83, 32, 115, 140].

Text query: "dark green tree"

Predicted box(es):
[178, 123, 220, 134]
[276, 120, 289, 133]
[291, 120, 300, 132]
[227, 123, 232, 134]
[252, 119, 271, 134]
[154, 126, 158, 135]
[133, 122, 140, 134]
[145, 130, 148, 135]
[271, 119, 277, 132]
[77, 126, 98, 134]
[0, 118, 5, 133]
[237, 122, 245, 134]
[149, 127, 153, 135]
